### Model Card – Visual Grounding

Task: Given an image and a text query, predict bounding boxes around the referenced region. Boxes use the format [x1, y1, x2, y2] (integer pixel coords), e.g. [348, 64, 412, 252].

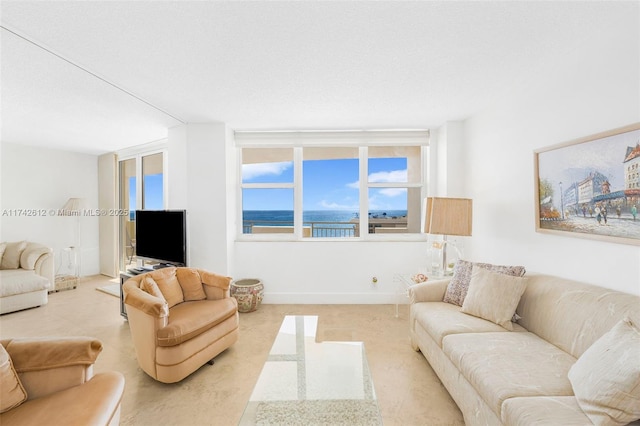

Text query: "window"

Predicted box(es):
[118, 150, 166, 269]
[236, 131, 429, 240]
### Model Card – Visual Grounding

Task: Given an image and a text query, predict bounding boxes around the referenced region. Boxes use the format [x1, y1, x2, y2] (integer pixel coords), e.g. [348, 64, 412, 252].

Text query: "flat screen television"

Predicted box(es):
[135, 210, 187, 267]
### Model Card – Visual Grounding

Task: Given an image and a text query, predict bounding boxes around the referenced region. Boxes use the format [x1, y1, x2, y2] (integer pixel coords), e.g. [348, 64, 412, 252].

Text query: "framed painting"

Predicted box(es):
[534, 122, 640, 246]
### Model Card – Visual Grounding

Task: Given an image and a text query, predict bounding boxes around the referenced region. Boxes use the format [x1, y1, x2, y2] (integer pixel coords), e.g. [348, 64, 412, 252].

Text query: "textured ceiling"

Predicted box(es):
[1, 1, 637, 154]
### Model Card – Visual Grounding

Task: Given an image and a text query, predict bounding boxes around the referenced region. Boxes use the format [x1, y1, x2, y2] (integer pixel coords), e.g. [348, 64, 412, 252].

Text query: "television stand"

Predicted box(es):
[153, 263, 175, 270]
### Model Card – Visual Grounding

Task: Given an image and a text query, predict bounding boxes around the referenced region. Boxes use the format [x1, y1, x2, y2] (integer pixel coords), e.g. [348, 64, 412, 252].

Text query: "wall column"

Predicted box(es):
[167, 123, 231, 274]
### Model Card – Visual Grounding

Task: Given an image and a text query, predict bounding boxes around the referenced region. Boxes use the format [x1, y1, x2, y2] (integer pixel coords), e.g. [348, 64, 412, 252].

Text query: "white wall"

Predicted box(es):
[234, 241, 428, 304]
[168, 123, 232, 273]
[463, 17, 640, 295]
[1, 143, 100, 276]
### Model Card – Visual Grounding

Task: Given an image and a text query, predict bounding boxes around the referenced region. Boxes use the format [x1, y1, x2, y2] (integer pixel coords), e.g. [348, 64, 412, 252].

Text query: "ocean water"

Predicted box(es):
[243, 210, 407, 224]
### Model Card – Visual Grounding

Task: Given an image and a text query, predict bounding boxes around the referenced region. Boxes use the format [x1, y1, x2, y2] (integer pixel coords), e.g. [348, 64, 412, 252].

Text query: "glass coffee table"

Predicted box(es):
[239, 316, 382, 425]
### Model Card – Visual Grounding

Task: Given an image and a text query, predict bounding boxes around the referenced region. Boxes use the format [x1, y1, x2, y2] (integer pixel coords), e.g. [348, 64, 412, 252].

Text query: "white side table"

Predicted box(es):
[52, 247, 78, 292]
[393, 273, 425, 318]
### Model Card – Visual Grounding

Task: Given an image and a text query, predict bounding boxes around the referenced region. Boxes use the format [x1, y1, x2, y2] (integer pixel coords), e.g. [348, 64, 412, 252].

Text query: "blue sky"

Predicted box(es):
[129, 174, 164, 212]
[242, 157, 409, 211]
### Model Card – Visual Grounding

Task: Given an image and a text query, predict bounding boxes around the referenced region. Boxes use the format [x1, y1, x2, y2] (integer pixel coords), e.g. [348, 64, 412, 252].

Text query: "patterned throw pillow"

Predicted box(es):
[443, 259, 526, 306]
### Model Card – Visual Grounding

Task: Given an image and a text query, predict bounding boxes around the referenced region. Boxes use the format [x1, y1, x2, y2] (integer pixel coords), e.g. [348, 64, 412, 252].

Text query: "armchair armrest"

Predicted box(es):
[123, 282, 169, 318]
[408, 278, 451, 303]
[1, 336, 102, 400]
[197, 269, 232, 300]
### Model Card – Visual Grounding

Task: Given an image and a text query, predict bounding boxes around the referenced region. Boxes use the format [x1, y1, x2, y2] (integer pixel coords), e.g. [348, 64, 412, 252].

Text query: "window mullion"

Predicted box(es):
[359, 146, 368, 239]
[294, 147, 303, 239]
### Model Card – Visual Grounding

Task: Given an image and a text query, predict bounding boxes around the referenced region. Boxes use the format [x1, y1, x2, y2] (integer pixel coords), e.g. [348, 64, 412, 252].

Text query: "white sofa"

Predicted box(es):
[0, 242, 54, 314]
[409, 269, 640, 426]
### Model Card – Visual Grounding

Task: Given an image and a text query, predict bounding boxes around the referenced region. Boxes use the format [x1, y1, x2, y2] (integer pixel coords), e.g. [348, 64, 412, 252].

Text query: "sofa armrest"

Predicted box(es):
[197, 269, 232, 300]
[1, 337, 102, 400]
[123, 282, 169, 318]
[20, 244, 52, 271]
[408, 278, 451, 303]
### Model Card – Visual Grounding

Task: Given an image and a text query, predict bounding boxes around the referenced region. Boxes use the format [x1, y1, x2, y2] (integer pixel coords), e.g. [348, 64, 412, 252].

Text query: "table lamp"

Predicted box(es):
[424, 197, 473, 276]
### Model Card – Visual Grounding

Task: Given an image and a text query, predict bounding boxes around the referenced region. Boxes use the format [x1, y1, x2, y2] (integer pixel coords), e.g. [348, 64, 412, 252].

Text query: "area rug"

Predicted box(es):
[255, 400, 381, 425]
[96, 284, 120, 298]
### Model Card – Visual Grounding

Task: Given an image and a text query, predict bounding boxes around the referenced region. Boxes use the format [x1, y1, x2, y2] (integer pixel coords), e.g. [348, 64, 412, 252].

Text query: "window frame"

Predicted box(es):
[236, 131, 429, 242]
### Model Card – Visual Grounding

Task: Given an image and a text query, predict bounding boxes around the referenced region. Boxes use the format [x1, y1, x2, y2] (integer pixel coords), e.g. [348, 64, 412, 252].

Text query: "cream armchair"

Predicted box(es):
[0, 336, 125, 426]
[123, 267, 239, 383]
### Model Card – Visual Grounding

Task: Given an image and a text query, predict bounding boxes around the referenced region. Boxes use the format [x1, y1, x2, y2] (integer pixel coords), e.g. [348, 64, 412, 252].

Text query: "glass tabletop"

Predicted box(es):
[239, 315, 382, 425]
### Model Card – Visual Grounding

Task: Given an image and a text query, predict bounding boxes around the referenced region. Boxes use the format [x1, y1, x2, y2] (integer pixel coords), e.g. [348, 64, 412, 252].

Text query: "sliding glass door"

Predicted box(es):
[119, 152, 165, 271]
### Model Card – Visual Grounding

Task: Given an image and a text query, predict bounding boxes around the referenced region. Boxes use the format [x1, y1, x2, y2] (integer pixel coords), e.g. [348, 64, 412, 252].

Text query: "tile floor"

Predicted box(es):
[0, 275, 464, 426]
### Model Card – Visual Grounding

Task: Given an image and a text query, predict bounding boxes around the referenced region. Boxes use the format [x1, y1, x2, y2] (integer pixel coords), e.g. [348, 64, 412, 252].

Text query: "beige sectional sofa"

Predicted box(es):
[0, 242, 54, 314]
[409, 269, 640, 426]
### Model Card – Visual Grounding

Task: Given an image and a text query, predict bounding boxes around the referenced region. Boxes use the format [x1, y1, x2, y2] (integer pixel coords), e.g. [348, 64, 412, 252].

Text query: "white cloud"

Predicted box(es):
[347, 169, 408, 188]
[368, 169, 407, 183]
[378, 188, 407, 197]
[242, 162, 292, 180]
[319, 200, 358, 210]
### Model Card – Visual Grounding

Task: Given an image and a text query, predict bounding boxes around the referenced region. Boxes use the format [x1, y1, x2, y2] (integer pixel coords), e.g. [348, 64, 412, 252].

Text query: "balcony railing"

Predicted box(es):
[243, 217, 409, 237]
[243, 221, 357, 237]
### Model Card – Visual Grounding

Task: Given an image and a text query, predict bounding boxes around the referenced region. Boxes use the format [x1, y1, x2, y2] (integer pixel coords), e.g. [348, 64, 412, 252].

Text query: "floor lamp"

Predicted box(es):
[424, 197, 473, 277]
[61, 197, 85, 277]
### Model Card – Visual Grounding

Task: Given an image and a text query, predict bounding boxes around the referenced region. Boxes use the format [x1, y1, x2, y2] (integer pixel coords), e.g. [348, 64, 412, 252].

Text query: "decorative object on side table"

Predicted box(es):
[423, 197, 473, 277]
[231, 278, 264, 313]
[411, 273, 428, 283]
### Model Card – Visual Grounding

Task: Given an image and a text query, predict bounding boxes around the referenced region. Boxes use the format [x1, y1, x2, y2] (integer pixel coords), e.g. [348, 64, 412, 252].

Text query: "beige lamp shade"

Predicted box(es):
[424, 197, 473, 236]
[60, 197, 85, 215]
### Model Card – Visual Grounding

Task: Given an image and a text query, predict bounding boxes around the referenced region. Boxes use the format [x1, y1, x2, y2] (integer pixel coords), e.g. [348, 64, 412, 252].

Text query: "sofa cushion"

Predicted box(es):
[516, 273, 640, 359]
[156, 298, 237, 347]
[501, 396, 593, 426]
[413, 302, 527, 347]
[0, 243, 6, 265]
[461, 267, 527, 331]
[149, 268, 184, 308]
[176, 268, 206, 301]
[568, 318, 640, 426]
[443, 331, 576, 417]
[0, 242, 27, 270]
[0, 344, 27, 414]
[0, 270, 50, 297]
[443, 259, 526, 306]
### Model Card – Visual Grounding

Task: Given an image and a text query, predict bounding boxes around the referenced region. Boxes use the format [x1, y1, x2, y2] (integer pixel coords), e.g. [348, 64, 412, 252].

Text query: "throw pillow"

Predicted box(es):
[0, 243, 6, 266]
[568, 318, 640, 426]
[176, 268, 206, 301]
[142, 276, 166, 302]
[443, 259, 526, 306]
[0, 241, 27, 270]
[460, 267, 528, 331]
[0, 344, 27, 413]
[149, 268, 184, 308]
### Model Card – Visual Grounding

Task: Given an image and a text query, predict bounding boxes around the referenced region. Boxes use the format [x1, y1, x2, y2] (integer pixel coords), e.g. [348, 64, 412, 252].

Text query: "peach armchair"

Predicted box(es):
[0, 336, 125, 426]
[122, 267, 239, 383]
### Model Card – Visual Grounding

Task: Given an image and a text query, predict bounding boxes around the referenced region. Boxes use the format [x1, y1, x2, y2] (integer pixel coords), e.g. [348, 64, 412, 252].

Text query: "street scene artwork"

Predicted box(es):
[535, 123, 640, 245]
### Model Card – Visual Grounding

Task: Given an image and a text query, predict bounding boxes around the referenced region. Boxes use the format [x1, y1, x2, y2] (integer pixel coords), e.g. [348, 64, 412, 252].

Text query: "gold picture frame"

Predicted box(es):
[534, 123, 640, 246]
